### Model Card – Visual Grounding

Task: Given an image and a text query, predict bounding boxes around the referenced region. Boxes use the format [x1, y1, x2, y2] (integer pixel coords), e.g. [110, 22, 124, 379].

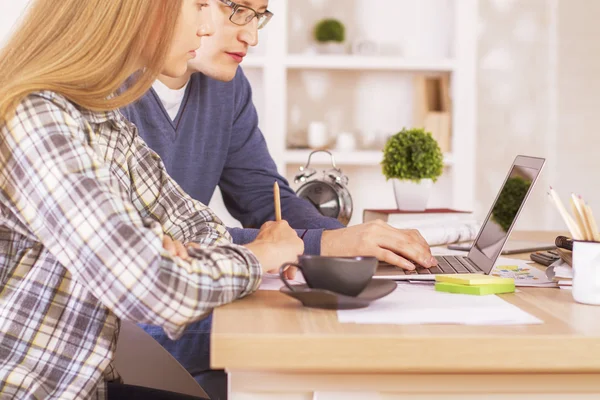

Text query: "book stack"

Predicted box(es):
[414, 75, 452, 153]
[548, 237, 573, 289]
[363, 208, 480, 246]
[546, 258, 573, 289]
[434, 274, 516, 296]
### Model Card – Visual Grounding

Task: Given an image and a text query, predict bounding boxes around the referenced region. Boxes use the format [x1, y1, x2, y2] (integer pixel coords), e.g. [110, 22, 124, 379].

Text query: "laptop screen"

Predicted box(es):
[467, 156, 545, 273]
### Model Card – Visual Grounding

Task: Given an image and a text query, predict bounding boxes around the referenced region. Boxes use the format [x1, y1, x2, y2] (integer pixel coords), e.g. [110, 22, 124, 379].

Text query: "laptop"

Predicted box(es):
[376, 155, 546, 281]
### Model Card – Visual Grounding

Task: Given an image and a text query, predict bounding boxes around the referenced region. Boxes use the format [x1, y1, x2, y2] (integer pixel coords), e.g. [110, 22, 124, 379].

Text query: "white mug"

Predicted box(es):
[307, 122, 329, 148]
[335, 132, 357, 152]
[572, 241, 600, 305]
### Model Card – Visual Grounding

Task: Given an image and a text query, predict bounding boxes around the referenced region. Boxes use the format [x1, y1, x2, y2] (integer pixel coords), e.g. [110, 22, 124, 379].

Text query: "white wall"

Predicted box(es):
[0, 0, 29, 47]
[554, 0, 600, 228]
[477, 0, 600, 232]
[477, 0, 556, 231]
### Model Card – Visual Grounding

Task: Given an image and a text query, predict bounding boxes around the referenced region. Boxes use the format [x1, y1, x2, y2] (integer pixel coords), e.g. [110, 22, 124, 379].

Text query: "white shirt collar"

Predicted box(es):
[152, 79, 189, 121]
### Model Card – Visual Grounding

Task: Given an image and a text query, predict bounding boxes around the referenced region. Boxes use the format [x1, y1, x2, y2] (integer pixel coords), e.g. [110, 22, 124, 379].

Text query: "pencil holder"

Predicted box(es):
[572, 241, 600, 305]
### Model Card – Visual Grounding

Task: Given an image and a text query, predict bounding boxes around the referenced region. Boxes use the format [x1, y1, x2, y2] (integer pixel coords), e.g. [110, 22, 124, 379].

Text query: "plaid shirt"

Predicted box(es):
[0, 92, 262, 399]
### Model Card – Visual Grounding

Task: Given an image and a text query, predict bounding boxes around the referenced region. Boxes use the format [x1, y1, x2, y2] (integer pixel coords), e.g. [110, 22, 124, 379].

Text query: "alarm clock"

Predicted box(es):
[294, 149, 353, 226]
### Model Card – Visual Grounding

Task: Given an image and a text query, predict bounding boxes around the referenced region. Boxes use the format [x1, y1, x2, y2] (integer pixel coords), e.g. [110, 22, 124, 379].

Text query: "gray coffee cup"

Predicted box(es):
[279, 255, 378, 297]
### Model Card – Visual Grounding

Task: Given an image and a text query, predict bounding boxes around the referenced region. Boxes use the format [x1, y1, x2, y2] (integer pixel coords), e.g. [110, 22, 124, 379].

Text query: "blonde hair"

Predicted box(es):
[0, 0, 183, 123]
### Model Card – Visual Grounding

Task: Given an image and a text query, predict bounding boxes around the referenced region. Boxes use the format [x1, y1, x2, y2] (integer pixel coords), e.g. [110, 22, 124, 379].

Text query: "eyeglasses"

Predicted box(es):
[217, 0, 273, 29]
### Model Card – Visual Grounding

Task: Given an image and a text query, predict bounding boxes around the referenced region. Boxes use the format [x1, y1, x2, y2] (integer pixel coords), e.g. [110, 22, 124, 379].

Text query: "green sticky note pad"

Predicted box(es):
[435, 273, 514, 286]
[435, 281, 516, 296]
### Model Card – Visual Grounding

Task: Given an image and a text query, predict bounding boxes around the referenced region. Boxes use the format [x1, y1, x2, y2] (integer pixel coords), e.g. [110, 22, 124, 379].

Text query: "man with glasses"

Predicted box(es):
[219, 0, 273, 28]
[123, 0, 434, 398]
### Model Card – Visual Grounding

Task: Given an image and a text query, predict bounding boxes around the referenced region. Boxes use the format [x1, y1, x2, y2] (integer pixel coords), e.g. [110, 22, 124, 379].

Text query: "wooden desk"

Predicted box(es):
[212, 231, 600, 399]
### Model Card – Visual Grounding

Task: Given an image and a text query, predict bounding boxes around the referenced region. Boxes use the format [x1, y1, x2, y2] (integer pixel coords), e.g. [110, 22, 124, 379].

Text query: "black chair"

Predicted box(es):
[114, 320, 209, 399]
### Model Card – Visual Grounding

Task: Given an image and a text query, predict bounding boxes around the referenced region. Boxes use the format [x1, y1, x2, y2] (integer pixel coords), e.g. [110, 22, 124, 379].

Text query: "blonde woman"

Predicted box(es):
[0, 0, 303, 399]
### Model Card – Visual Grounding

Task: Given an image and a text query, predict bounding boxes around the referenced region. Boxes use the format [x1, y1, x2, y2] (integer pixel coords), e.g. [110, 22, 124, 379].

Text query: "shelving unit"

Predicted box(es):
[283, 149, 454, 167]
[245, 55, 455, 72]
[210, 0, 478, 227]
[284, 149, 384, 166]
[285, 55, 455, 72]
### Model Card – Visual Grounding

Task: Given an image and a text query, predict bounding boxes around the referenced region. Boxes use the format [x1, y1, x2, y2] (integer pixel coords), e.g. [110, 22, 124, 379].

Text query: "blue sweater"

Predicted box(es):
[122, 68, 344, 254]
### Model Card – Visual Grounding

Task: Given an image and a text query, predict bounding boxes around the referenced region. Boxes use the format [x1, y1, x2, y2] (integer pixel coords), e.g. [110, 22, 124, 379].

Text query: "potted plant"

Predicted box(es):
[313, 18, 346, 54]
[381, 127, 444, 210]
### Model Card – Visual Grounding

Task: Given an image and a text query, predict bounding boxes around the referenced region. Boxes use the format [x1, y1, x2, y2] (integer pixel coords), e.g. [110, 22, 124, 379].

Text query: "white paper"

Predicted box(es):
[431, 247, 468, 256]
[492, 257, 557, 287]
[554, 263, 573, 279]
[259, 272, 305, 291]
[337, 283, 543, 325]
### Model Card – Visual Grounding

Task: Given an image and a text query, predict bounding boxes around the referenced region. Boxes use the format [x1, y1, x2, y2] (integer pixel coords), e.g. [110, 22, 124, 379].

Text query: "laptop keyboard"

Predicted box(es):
[390, 256, 483, 275]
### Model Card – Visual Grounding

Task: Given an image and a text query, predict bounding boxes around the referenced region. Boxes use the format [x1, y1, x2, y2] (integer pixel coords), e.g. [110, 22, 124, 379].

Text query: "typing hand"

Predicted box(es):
[320, 220, 436, 270]
[244, 220, 304, 277]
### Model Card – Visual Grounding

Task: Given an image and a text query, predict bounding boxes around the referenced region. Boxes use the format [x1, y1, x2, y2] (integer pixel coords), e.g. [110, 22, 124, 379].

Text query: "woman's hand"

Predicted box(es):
[162, 235, 190, 260]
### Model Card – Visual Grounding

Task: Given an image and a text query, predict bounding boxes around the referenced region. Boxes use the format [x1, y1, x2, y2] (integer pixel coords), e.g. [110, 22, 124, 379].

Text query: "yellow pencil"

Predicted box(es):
[583, 202, 600, 242]
[548, 188, 582, 240]
[273, 181, 282, 221]
[571, 194, 591, 240]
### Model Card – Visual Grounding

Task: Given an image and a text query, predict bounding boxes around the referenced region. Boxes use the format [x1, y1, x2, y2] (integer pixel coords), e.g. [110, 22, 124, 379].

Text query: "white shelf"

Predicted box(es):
[283, 150, 454, 167]
[242, 55, 455, 72]
[285, 55, 455, 72]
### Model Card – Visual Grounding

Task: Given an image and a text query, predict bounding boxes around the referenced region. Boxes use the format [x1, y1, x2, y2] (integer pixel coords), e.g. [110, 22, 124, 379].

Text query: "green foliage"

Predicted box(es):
[381, 128, 444, 182]
[491, 176, 532, 232]
[314, 19, 345, 43]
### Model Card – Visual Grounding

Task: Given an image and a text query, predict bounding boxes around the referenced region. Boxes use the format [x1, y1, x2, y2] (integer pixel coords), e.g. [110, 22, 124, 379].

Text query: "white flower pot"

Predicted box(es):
[392, 179, 433, 211]
[314, 42, 346, 54]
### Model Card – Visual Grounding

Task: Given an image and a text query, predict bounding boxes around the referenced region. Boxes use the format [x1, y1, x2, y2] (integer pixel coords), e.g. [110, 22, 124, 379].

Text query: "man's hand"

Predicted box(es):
[320, 220, 436, 270]
[244, 220, 304, 277]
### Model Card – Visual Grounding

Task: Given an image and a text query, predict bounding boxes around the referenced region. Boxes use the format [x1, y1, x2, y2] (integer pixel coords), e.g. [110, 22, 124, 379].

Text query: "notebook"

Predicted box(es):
[363, 209, 480, 246]
[376, 155, 546, 281]
[447, 240, 555, 255]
